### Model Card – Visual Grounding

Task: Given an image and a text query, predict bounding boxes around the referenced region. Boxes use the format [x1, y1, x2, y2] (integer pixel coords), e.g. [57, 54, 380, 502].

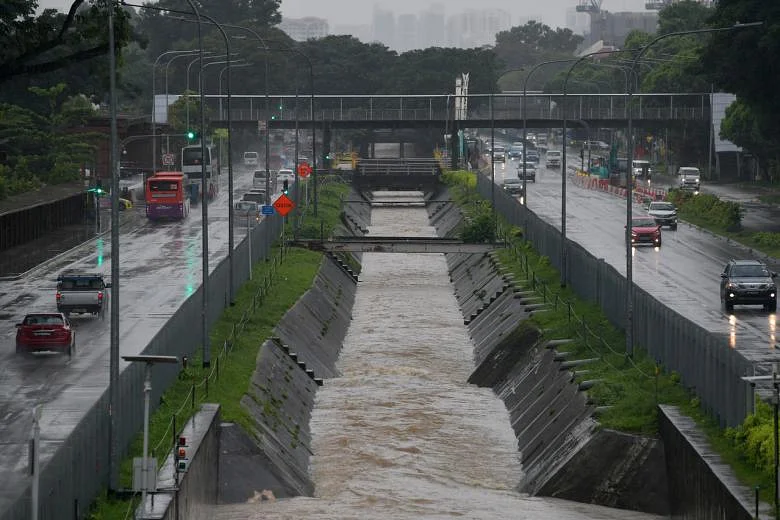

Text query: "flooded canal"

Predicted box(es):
[215, 192, 664, 519]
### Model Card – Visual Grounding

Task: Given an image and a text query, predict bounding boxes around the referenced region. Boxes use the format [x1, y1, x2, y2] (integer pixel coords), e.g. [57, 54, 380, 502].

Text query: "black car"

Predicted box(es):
[720, 259, 777, 312]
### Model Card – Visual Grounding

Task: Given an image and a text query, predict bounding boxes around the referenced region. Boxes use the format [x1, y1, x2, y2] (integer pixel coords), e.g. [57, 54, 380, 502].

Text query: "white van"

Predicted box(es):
[545, 150, 561, 168]
[243, 152, 258, 167]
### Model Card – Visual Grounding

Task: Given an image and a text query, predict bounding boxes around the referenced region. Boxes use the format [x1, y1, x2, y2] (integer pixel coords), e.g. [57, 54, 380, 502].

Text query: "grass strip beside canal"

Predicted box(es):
[87, 179, 349, 519]
[445, 169, 776, 507]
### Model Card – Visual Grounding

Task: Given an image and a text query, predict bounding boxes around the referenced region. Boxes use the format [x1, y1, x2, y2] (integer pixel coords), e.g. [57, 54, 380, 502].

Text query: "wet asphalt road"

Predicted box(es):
[491, 151, 780, 367]
[0, 168, 271, 510]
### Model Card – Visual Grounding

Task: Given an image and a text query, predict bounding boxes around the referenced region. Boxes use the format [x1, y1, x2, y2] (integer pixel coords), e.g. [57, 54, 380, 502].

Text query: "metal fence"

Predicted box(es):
[2, 201, 286, 520]
[205, 92, 710, 123]
[477, 174, 754, 428]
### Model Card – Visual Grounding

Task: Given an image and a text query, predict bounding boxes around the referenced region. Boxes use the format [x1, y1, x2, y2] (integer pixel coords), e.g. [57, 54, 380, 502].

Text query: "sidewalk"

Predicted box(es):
[699, 182, 780, 233]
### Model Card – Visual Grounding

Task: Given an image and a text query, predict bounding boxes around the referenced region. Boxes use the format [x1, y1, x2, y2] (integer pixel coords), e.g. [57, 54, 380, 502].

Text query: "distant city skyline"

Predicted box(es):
[35, 0, 654, 32]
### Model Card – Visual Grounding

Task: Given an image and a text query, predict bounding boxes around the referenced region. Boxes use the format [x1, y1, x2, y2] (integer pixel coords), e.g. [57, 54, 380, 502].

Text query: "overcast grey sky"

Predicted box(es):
[37, 0, 649, 31]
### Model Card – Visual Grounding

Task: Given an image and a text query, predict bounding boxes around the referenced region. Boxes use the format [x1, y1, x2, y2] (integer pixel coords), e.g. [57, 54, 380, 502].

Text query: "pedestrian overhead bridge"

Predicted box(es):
[205, 92, 711, 129]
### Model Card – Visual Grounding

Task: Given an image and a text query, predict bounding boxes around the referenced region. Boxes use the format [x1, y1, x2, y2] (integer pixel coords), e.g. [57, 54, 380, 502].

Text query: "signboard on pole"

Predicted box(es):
[261, 205, 274, 215]
[297, 162, 312, 178]
[162, 153, 175, 166]
[257, 120, 267, 134]
[273, 194, 295, 217]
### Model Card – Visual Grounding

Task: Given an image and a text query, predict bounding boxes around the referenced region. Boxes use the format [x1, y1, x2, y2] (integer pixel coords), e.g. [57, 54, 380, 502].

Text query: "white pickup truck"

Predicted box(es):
[56, 272, 110, 318]
[677, 166, 701, 192]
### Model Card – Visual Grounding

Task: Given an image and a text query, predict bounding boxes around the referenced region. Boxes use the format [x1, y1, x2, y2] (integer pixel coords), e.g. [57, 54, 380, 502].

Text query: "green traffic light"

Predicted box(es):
[186, 130, 196, 139]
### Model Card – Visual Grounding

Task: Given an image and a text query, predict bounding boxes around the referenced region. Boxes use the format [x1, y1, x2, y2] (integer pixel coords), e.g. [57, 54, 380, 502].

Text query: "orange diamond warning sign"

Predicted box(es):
[273, 193, 295, 217]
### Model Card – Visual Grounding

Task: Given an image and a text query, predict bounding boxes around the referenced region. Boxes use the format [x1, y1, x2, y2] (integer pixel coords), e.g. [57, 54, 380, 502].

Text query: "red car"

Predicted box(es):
[15, 313, 75, 356]
[627, 216, 662, 247]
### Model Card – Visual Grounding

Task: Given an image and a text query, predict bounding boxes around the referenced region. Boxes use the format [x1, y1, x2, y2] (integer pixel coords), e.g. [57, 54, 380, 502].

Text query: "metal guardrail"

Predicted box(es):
[201, 93, 710, 123]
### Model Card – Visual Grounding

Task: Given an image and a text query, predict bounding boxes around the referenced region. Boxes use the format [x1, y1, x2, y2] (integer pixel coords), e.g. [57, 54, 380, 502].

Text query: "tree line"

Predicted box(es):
[0, 0, 776, 200]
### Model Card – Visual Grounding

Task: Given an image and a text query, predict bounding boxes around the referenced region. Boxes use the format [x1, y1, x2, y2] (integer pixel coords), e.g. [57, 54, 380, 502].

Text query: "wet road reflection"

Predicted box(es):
[213, 191, 664, 520]
[0, 168, 258, 496]
[516, 159, 779, 362]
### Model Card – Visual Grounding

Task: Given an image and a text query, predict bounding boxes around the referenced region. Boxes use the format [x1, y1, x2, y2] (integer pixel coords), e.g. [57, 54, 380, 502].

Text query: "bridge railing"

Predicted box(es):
[204, 93, 710, 123]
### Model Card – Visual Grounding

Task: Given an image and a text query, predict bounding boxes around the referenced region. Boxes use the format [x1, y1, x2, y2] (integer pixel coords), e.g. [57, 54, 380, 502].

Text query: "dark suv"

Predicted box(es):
[720, 259, 777, 312]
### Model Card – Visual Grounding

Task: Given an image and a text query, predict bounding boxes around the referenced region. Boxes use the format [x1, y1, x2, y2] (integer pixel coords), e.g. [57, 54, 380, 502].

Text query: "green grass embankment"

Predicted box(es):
[446, 170, 776, 507]
[88, 179, 349, 519]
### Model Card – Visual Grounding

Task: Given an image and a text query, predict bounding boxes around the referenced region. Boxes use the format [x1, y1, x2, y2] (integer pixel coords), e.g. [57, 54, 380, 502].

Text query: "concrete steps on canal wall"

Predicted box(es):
[220, 254, 358, 503]
[442, 245, 670, 516]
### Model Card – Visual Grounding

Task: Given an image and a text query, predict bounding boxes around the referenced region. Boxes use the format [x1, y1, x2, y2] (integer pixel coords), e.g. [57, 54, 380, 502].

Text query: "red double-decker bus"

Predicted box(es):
[145, 171, 190, 220]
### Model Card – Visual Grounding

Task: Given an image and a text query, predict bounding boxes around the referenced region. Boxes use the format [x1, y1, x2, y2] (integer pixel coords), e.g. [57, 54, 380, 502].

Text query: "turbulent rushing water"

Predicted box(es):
[215, 192, 663, 520]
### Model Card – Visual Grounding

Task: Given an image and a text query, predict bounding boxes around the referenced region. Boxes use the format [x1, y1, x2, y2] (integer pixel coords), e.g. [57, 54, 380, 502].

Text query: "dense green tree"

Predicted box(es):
[493, 21, 583, 91]
[702, 0, 777, 176]
[0, 0, 131, 84]
[136, 0, 281, 59]
[0, 83, 101, 199]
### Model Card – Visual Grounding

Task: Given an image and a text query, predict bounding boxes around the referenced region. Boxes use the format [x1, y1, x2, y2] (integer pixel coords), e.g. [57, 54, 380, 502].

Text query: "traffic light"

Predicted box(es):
[88, 179, 105, 196]
[186, 130, 198, 140]
[175, 436, 189, 473]
[282, 180, 289, 194]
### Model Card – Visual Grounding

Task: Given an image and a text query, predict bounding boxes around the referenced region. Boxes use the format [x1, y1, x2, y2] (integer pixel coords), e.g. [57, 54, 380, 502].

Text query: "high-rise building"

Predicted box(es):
[331, 24, 373, 42]
[396, 14, 419, 52]
[419, 4, 446, 49]
[372, 7, 395, 47]
[278, 17, 329, 42]
[565, 7, 590, 36]
[446, 9, 511, 48]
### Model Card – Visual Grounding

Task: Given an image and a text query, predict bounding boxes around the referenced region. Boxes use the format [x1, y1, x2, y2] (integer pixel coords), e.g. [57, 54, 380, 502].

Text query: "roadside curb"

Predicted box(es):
[0, 211, 143, 282]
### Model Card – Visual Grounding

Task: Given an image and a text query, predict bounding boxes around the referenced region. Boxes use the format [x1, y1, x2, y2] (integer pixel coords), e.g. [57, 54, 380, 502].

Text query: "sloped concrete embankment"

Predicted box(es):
[219, 254, 359, 503]
[428, 197, 669, 515]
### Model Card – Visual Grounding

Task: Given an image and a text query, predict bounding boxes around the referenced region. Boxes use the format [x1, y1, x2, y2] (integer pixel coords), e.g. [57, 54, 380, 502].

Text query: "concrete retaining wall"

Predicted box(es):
[135, 403, 221, 520]
[436, 209, 669, 515]
[659, 405, 772, 519]
[220, 254, 359, 504]
[476, 173, 754, 428]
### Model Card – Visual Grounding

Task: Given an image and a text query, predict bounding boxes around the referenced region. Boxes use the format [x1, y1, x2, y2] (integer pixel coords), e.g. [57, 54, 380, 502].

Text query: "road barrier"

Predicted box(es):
[478, 174, 755, 429]
[572, 174, 667, 204]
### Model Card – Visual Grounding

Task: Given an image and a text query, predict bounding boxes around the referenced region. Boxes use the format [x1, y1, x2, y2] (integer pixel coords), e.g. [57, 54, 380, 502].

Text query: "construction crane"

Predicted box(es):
[576, 0, 602, 14]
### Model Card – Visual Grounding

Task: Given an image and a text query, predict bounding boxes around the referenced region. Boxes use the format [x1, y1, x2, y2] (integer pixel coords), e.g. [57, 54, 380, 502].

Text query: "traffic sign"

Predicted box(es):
[162, 153, 175, 166]
[257, 120, 266, 132]
[273, 194, 295, 217]
[261, 205, 274, 215]
[297, 162, 312, 178]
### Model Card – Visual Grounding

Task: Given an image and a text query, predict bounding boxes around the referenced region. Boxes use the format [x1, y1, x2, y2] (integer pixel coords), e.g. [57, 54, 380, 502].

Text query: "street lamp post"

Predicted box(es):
[624, 22, 764, 356]
[122, 355, 178, 513]
[219, 62, 251, 119]
[152, 50, 200, 176]
[220, 25, 273, 208]
[522, 59, 579, 214]
[561, 48, 634, 288]
[106, 0, 121, 491]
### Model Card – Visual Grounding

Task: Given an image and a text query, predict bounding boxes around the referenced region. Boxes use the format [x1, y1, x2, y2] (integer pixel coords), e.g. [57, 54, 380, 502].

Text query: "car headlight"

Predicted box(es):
[727, 283, 737, 290]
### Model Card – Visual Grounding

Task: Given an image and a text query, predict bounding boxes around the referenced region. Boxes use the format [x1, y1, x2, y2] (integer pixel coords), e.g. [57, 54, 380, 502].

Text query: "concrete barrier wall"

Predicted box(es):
[437, 214, 668, 515]
[2, 212, 284, 520]
[135, 403, 221, 520]
[233, 255, 359, 501]
[659, 405, 771, 519]
[476, 174, 754, 427]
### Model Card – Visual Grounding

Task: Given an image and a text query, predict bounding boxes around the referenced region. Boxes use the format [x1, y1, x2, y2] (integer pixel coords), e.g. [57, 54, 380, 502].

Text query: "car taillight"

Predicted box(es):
[97, 292, 104, 301]
[56, 292, 62, 301]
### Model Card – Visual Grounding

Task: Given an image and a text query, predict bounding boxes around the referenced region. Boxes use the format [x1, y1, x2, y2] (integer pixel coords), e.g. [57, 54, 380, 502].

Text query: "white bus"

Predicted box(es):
[181, 144, 219, 203]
